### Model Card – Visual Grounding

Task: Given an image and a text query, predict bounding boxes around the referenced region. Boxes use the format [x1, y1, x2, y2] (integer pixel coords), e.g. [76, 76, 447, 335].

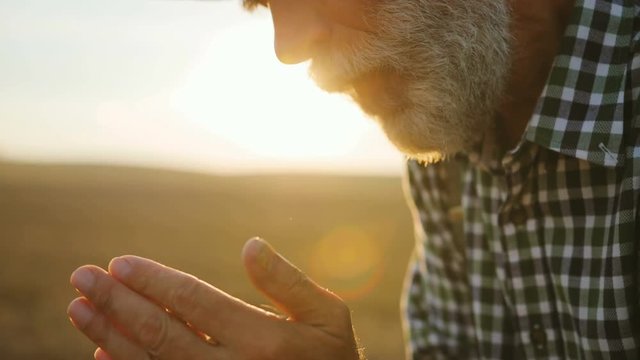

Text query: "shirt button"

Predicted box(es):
[530, 323, 547, 350]
[510, 204, 527, 226]
[447, 205, 463, 223]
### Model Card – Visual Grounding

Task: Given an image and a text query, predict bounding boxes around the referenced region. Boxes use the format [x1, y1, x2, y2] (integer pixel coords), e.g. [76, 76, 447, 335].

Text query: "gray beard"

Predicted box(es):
[308, 0, 511, 163]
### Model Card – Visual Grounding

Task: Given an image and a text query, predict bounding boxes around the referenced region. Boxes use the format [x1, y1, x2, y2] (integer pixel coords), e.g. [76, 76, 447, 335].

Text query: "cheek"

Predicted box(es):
[321, 0, 377, 32]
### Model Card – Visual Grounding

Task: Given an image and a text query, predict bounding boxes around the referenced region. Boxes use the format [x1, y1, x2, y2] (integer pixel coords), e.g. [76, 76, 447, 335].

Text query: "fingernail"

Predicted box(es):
[68, 300, 94, 328]
[71, 268, 95, 293]
[94, 348, 112, 360]
[253, 238, 274, 271]
[109, 257, 132, 278]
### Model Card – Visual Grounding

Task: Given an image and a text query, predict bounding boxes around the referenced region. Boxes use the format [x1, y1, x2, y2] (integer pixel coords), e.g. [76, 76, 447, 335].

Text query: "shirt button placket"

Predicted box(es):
[530, 322, 548, 354]
[510, 204, 527, 226]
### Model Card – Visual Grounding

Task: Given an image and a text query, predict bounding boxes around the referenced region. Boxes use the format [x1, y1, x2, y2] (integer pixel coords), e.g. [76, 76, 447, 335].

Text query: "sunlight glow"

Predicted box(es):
[309, 226, 384, 300]
[172, 17, 372, 161]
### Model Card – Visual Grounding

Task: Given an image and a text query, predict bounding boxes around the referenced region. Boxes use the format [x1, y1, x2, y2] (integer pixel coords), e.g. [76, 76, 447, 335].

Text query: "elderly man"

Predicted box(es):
[67, 0, 640, 359]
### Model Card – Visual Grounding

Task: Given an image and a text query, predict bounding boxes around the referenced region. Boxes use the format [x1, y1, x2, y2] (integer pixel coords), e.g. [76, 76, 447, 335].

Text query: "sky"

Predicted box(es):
[0, 0, 404, 175]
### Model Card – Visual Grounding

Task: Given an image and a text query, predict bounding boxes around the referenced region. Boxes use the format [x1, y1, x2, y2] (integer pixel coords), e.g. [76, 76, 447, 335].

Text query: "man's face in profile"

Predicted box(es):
[246, 0, 511, 162]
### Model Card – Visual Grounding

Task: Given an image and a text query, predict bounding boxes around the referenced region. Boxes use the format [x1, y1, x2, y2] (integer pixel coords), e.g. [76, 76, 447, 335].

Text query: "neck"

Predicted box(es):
[497, 0, 575, 150]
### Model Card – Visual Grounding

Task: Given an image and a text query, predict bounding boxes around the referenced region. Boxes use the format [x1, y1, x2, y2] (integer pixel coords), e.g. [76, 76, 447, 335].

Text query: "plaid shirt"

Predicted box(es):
[402, 1, 640, 359]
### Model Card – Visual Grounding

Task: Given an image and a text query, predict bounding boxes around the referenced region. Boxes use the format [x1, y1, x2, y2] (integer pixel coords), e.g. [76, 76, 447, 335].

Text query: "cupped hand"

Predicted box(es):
[67, 238, 363, 360]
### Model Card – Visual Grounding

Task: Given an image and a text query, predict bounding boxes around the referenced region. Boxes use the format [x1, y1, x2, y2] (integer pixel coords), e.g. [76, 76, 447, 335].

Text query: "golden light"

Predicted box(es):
[172, 16, 373, 161]
[309, 226, 384, 300]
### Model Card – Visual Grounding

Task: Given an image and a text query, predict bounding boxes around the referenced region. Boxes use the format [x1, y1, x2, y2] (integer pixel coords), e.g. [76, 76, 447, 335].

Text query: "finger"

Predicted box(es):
[70, 266, 225, 359]
[67, 298, 149, 360]
[107, 255, 276, 346]
[241, 238, 351, 328]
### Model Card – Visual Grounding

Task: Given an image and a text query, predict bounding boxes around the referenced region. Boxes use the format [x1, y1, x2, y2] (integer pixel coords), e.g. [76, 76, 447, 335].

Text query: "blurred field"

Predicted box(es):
[0, 161, 415, 360]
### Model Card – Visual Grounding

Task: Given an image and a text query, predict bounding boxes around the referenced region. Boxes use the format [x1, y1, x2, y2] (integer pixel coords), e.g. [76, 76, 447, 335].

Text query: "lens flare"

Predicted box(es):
[308, 226, 384, 300]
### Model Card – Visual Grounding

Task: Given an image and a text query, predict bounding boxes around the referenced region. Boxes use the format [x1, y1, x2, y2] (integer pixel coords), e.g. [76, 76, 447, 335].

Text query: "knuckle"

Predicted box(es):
[169, 277, 200, 316]
[285, 270, 310, 295]
[329, 297, 353, 330]
[139, 313, 170, 354]
[83, 314, 111, 347]
[333, 300, 351, 320]
[134, 268, 153, 294]
[92, 277, 118, 316]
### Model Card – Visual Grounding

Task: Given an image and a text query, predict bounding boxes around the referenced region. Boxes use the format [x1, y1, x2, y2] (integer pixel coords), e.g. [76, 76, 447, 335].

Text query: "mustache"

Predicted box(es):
[306, 1, 436, 94]
[307, 32, 404, 92]
[302, 0, 511, 161]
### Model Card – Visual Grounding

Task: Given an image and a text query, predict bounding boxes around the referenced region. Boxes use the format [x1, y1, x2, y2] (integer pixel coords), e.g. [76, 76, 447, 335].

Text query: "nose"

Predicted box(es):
[269, 0, 330, 64]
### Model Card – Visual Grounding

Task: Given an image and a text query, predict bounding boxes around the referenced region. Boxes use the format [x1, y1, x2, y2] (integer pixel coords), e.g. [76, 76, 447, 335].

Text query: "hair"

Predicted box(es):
[308, 0, 512, 163]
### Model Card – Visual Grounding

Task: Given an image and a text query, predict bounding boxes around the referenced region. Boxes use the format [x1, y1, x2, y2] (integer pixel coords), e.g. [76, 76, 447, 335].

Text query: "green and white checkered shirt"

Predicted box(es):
[402, 0, 640, 359]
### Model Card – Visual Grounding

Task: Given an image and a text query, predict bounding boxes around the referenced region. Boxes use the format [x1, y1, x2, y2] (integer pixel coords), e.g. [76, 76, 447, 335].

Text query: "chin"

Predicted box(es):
[365, 96, 489, 165]
[379, 116, 453, 164]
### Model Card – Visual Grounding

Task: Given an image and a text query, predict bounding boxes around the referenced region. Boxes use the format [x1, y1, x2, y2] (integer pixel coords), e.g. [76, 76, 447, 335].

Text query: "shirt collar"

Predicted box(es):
[524, 0, 636, 167]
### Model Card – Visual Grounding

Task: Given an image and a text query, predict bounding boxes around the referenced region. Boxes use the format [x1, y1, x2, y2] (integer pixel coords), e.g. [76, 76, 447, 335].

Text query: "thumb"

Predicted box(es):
[241, 237, 349, 327]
